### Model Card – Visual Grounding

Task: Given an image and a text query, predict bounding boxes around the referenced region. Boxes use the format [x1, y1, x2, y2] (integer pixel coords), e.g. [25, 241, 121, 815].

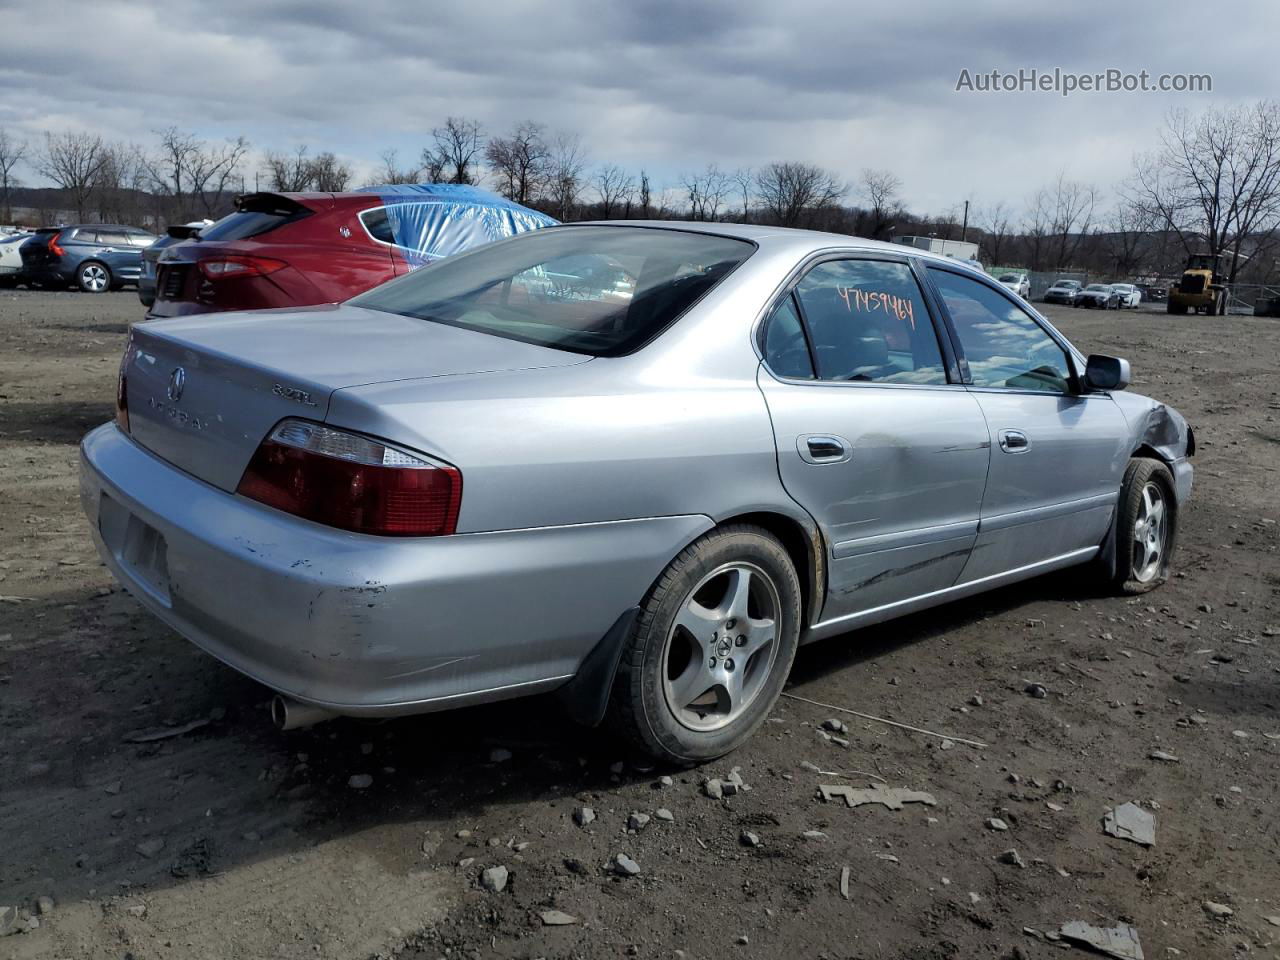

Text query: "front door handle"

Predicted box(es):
[799, 434, 851, 464]
[998, 429, 1030, 453]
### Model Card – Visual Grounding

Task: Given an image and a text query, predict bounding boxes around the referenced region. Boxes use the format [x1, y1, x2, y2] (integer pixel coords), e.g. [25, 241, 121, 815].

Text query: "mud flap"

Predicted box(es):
[555, 607, 640, 727]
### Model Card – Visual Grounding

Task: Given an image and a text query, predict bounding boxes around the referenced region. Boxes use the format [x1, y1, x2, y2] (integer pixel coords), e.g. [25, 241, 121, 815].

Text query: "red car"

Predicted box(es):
[148, 184, 556, 318]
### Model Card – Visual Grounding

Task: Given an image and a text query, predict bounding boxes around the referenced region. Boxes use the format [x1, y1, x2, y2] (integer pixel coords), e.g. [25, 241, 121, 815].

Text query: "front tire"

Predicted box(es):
[608, 525, 802, 765]
[78, 261, 112, 293]
[1111, 458, 1177, 594]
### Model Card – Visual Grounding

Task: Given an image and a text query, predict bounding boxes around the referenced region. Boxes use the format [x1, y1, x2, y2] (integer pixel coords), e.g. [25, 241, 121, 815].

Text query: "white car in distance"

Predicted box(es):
[1110, 283, 1142, 309]
[996, 271, 1031, 298]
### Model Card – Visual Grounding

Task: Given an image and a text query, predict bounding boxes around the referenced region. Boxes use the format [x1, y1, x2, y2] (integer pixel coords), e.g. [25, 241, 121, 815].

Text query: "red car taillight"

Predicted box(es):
[49, 231, 65, 257]
[198, 255, 287, 280]
[236, 419, 462, 537]
[114, 337, 133, 433]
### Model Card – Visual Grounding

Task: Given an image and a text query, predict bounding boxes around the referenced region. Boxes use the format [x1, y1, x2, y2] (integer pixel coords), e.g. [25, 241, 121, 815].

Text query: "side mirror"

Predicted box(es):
[1085, 354, 1130, 391]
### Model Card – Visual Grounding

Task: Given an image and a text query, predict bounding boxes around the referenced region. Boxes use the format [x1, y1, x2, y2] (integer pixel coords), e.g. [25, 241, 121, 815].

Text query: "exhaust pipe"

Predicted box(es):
[271, 695, 338, 731]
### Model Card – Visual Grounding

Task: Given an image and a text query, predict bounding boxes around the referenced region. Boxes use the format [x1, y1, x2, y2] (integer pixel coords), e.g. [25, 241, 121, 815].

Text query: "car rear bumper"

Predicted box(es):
[80, 423, 711, 715]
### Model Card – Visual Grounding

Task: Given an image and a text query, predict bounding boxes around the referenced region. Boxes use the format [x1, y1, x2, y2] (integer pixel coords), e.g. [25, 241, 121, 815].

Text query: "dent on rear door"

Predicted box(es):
[757, 369, 992, 622]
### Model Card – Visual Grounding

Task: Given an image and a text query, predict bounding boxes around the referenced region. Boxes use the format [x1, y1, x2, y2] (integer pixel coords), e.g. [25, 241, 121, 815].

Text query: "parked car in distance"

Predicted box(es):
[1075, 283, 1120, 309]
[148, 184, 556, 318]
[1136, 282, 1167, 303]
[996, 271, 1031, 298]
[1042, 279, 1082, 305]
[83, 222, 1195, 763]
[139, 220, 212, 308]
[19, 224, 158, 292]
[0, 231, 31, 286]
[1110, 283, 1142, 309]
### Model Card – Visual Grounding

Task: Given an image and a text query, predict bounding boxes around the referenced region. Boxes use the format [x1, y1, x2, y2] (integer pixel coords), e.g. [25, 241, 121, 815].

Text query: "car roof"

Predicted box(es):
[567, 220, 992, 277]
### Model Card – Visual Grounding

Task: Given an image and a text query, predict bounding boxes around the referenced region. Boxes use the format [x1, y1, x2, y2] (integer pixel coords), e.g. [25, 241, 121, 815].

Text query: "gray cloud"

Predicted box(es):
[0, 0, 1274, 214]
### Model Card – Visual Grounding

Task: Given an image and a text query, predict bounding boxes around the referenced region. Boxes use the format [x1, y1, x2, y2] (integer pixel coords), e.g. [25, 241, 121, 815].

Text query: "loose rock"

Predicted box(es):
[703, 778, 724, 799]
[135, 838, 165, 858]
[986, 817, 1009, 832]
[613, 853, 641, 876]
[1025, 683, 1048, 699]
[488, 748, 512, 763]
[1103, 802, 1156, 847]
[573, 806, 596, 826]
[35, 896, 54, 915]
[540, 909, 578, 926]
[655, 808, 674, 822]
[739, 830, 760, 847]
[996, 848, 1026, 868]
[821, 718, 848, 734]
[627, 812, 651, 831]
[347, 773, 373, 789]
[1202, 900, 1234, 919]
[481, 865, 509, 893]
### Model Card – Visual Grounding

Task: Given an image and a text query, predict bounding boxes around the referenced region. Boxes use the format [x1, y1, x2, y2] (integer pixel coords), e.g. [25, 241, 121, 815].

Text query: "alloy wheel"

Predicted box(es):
[1131, 481, 1167, 582]
[80, 264, 109, 292]
[661, 562, 781, 733]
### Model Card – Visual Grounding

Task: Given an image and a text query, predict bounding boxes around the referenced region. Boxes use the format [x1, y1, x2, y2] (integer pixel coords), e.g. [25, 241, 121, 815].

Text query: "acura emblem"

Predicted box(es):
[167, 367, 186, 402]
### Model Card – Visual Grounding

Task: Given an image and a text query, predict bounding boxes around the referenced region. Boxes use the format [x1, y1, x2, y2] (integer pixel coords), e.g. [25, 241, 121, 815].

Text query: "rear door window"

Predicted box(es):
[793, 259, 948, 384]
[762, 295, 815, 379]
[359, 207, 396, 245]
[97, 230, 132, 246]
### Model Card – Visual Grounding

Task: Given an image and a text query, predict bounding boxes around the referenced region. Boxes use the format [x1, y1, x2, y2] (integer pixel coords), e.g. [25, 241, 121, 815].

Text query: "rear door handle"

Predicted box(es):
[998, 429, 1030, 453]
[799, 435, 851, 464]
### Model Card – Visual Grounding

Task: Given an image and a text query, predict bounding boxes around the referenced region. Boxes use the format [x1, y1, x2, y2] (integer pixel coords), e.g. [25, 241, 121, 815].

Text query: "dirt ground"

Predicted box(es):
[1, 287, 1277, 960]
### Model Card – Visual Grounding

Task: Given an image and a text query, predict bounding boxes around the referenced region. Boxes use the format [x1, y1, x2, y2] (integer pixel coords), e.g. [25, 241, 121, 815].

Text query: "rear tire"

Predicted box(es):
[608, 525, 802, 765]
[1109, 458, 1177, 595]
[78, 261, 112, 294]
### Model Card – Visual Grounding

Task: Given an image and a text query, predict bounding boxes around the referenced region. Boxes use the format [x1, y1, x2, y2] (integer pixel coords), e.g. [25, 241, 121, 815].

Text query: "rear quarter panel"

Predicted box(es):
[323, 253, 810, 535]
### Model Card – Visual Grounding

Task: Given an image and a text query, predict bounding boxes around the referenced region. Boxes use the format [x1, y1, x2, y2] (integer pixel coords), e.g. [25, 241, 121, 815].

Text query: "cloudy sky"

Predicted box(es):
[1, 0, 1275, 218]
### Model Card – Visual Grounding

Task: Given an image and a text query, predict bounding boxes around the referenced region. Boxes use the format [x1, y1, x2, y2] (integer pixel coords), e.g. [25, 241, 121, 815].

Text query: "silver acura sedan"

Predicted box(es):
[80, 223, 1194, 763]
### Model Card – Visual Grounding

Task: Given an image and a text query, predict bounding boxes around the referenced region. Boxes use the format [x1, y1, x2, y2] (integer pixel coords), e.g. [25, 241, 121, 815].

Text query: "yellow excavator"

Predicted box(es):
[1167, 254, 1228, 315]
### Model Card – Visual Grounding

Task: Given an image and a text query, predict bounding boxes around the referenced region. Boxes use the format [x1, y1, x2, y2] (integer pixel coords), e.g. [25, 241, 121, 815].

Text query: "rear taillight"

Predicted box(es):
[198, 255, 287, 280]
[49, 231, 65, 257]
[236, 419, 462, 537]
[114, 337, 132, 433]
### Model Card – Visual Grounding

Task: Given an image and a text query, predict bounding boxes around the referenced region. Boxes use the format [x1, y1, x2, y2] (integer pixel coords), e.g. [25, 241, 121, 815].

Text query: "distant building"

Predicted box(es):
[893, 235, 980, 262]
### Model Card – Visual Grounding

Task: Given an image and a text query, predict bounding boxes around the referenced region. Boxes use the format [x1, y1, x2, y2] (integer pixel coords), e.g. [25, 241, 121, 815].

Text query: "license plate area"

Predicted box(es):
[99, 493, 171, 605]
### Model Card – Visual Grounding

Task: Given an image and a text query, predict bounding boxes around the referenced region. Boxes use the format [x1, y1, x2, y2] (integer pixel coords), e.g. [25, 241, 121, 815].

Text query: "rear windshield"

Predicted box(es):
[200, 209, 304, 242]
[350, 225, 755, 356]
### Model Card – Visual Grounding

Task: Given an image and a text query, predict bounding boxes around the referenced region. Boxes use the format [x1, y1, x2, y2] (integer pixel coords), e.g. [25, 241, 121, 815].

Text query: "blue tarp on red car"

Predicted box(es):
[356, 184, 557, 269]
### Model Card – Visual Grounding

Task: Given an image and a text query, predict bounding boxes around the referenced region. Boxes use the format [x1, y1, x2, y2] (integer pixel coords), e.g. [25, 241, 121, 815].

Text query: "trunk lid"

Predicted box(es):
[124, 303, 589, 491]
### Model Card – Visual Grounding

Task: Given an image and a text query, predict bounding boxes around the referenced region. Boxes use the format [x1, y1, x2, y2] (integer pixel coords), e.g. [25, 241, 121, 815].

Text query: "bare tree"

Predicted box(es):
[187, 136, 250, 215]
[0, 128, 27, 223]
[978, 201, 1014, 266]
[545, 133, 587, 220]
[485, 121, 549, 205]
[36, 131, 107, 221]
[1131, 101, 1280, 282]
[1102, 202, 1155, 277]
[754, 161, 843, 228]
[638, 170, 652, 218]
[377, 148, 421, 185]
[682, 164, 730, 221]
[262, 145, 317, 192]
[146, 127, 199, 220]
[308, 151, 353, 192]
[594, 164, 634, 219]
[860, 168, 902, 239]
[424, 117, 483, 185]
[94, 141, 149, 224]
[732, 167, 753, 222]
[1027, 173, 1098, 269]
